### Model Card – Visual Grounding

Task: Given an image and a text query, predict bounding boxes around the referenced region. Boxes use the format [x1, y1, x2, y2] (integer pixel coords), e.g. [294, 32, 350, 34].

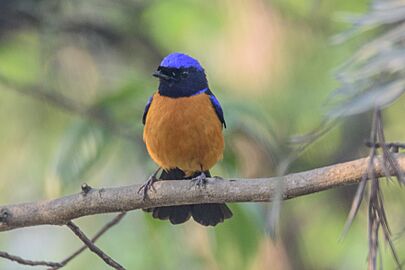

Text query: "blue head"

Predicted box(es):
[153, 53, 208, 98]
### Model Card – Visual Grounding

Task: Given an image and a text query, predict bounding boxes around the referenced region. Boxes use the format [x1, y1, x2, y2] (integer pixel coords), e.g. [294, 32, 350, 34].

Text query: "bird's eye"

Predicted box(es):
[181, 71, 189, 78]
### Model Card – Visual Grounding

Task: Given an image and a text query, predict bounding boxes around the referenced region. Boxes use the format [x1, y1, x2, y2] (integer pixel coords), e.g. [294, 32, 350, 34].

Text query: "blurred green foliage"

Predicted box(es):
[0, 0, 404, 269]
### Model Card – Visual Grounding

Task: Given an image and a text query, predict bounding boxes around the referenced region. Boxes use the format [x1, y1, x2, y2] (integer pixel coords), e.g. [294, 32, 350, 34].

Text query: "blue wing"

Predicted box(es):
[142, 95, 153, 125]
[205, 89, 226, 128]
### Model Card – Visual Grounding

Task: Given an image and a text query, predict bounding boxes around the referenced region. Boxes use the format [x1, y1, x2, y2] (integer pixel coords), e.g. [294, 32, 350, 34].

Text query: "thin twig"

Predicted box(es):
[342, 109, 379, 238]
[66, 221, 125, 270]
[49, 212, 127, 270]
[365, 141, 405, 152]
[368, 201, 380, 270]
[368, 156, 379, 270]
[0, 251, 62, 268]
[374, 110, 403, 269]
[341, 109, 403, 270]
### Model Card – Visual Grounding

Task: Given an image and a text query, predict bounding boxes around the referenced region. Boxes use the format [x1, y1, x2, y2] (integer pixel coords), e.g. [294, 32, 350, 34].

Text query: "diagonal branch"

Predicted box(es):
[49, 212, 127, 270]
[66, 221, 125, 270]
[0, 154, 404, 232]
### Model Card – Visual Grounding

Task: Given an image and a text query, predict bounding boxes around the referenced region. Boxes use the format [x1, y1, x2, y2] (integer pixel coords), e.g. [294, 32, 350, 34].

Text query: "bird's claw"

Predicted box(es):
[191, 172, 207, 188]
[138, 175, 158, 200]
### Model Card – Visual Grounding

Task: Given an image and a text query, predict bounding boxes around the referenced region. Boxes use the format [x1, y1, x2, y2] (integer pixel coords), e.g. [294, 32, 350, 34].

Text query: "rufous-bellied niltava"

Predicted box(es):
[140, 52, 232, 226]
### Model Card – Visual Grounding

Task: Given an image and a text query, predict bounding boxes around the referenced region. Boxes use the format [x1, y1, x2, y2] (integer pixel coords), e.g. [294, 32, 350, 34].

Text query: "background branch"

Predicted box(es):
[66, 221, 125, 270]
[0, 251, 62, 268]
[0, 154, 404, 232]
[50, 212, 127, 270]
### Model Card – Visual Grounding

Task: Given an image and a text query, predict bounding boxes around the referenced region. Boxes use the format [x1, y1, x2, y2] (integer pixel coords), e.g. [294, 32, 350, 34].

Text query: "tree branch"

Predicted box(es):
[0, 251, 62, 268]
[0, 154, 404, 232]
[50, 212, 127, 270]
[66, 221, 125, 270]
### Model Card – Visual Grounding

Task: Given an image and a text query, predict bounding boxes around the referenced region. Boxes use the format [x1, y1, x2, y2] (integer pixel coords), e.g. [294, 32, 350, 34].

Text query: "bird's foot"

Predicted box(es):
[138, 175, 158, 200]
[191, 172, 207, 188]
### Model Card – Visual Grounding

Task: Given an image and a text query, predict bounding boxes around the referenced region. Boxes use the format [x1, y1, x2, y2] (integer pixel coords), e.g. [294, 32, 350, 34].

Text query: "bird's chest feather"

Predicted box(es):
[143, 92, 224, 172]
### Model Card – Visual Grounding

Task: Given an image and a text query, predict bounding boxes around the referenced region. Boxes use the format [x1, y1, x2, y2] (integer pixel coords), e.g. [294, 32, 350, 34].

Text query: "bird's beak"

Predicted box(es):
[153, 70, 171, 80]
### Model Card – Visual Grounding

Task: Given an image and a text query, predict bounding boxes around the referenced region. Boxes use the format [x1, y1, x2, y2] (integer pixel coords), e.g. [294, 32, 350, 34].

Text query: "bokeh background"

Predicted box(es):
[0, 0, 404, 269]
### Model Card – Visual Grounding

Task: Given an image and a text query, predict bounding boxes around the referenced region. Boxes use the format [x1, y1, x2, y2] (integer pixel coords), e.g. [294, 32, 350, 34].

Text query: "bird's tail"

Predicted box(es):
[146, 168, 232, 226]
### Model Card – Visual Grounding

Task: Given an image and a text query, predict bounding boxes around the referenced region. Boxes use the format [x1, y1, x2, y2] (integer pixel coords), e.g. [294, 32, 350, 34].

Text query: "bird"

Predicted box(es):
[140, 52, 232, 226]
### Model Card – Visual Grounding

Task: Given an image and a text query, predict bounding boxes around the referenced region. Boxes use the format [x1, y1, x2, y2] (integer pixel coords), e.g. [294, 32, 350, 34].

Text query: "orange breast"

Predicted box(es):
[143, 92, 224, 175]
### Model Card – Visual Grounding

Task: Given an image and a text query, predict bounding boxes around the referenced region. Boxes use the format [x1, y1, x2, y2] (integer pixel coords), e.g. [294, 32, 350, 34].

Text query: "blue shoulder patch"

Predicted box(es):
[142, 95, 153, 125]
[205, 89, 226, 128]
